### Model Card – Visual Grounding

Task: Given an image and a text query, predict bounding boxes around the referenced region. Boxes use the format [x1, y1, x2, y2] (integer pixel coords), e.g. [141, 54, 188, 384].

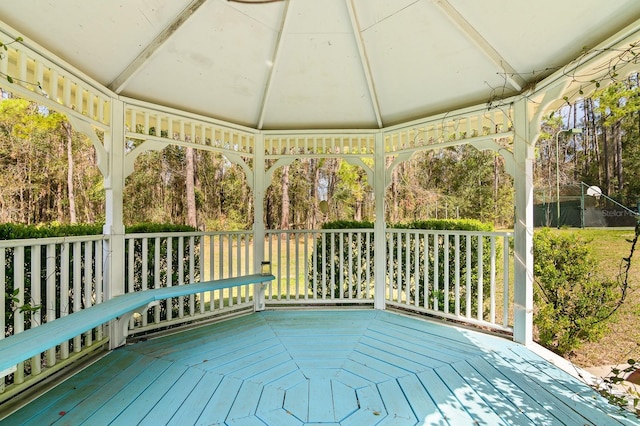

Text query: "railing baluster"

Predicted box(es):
[477, 236, 484, 321]
[454, 234, 460, 316]
[465, 235, 472, 318]
[46, 244, 57, 367]
[433, 233, 439, 311]
[84, 242, 93, 346]
[154, 237, 161, 323]
[503, 235, 511, 327]
[30, 244, 42, 377]
[60, 243, 70, 360]
[178, 236, 184, 318]
[13, 246, 25, 384]
[490, 236, 496, 324]
[166, 237, 173, 321]
[424, 233, 429, 309]
[189, 236, 196, 314]
[73, 242, 82, 352]
[444, 234, 450, 314]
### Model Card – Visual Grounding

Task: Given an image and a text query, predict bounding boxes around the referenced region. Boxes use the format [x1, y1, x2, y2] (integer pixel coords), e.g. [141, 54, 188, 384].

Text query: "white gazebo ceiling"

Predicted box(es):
[1, 0, 640, 130]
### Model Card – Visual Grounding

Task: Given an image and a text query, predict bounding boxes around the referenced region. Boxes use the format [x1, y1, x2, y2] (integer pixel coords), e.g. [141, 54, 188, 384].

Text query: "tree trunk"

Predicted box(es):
[615, 121, 624, 192]
[280, 164, 290, 231]
[63, 121, 77, 223]
[603, 126, 611, 194]
[185, 147, 197, 228]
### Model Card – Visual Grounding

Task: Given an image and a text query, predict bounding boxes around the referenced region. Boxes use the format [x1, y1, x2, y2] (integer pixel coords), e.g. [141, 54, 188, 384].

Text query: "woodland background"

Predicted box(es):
[1, 73, 640, 230]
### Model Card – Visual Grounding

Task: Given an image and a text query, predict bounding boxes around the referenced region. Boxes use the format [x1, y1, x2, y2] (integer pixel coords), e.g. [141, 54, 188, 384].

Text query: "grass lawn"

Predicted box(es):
[542, 227, 640, 368]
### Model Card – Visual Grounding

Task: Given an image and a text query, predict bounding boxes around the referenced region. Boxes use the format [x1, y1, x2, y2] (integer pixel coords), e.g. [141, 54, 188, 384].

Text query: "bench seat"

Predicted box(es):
[0, 274, 275, 374]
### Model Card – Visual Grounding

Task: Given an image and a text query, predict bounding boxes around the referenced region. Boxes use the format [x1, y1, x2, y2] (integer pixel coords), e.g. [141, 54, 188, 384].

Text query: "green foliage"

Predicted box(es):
[594, 359, 640, 417]
[0, 222, 103, 240]
[533, 228, 624, 355]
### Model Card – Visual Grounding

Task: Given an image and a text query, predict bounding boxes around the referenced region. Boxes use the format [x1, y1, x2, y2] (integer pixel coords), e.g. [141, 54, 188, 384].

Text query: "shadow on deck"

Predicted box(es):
[0, 310, 635, 425]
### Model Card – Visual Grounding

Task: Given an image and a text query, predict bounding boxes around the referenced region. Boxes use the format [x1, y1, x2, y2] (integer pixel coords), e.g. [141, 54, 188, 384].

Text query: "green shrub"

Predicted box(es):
[533, 228, 622, 355]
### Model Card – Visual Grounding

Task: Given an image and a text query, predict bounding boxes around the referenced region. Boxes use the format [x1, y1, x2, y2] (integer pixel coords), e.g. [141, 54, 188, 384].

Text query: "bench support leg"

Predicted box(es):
[254, 282, 268, 311]
[109, 301, 160, 349]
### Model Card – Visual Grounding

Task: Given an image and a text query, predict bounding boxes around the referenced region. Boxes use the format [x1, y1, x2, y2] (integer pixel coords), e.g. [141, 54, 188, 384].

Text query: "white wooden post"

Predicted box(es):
[104, 99, 127, 349]
[253, 134, 267, 311]
[513, 99, 535, 345]
[374, 132, 386, 310]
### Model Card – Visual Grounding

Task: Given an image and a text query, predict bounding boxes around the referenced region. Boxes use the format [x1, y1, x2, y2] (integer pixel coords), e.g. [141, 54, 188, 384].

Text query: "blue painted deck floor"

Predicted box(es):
[1, 310, 637, 425]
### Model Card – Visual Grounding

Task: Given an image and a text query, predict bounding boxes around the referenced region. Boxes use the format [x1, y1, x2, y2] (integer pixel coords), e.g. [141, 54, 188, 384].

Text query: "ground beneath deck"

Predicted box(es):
[1, 310, 634, 425]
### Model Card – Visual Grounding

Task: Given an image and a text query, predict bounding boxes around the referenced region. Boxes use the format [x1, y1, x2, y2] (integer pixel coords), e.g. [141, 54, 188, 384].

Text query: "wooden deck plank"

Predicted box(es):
[468, 357, 599, 425]
[493, 349, 631, 425]
[308, 378, 334, 422]
[202, 342, 287, 375]
[364, 324, 473, 363]
[508, 344, 637, 425]
[293, 359, 347, 371]
[177, 332, 277, 367]
[134, 366, 206, 426]
[227, 380, 265, 422]
[226, 415, 269, 426]
[38, 356, 172, 425]
[367, 316, 481, 358]
[374, 311, 484, 352]
[260, 369, 307, 390]
[416, 368, 477, 424]
[341, 384, 386, 426]
[359, 334, 445, 369]
[331, 378, 359, 421]
[339, 359, 395, 384]
[0, 349, 140, 424]
[352, 343, 422, 375]
[230, 351, 293, 380]
[83, 361, 188, 424]
[134, 315, 271, 358]
[435, 363, 508, 426]
[396, 374, 446, 425]
[165, 371, 224, 425]
[245, 360, 301, 386]
[376, 379, 417, 424]
[450, 360, 543, 425]
[194, 375, 244, 425]
[283, 379, 309, 421]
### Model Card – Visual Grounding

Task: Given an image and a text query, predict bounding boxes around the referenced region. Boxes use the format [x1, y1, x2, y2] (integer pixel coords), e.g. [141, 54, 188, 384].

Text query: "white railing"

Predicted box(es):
[124, 231, 255, 335]
[385, 229, 513, 332]
[1, 235, 107, 401]
[264, 229, 375, 305]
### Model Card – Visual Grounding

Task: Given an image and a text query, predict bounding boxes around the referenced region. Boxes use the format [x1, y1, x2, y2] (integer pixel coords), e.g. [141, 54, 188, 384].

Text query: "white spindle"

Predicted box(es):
[477, 236, 484, 321]
[13, 246, 25, 384]
[444, 234, 450, 314]
[73, 242, 81, 352]
[46, 244, 56, 365]
[60, 243, 70, 359]
[454, 234, 460, 316]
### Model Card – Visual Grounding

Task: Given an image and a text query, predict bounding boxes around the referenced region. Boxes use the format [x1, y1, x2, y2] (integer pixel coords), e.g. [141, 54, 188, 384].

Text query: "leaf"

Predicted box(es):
[629, 358, 637, 365]
[6, 75, 13, 83]
[15, 36, 23, 42]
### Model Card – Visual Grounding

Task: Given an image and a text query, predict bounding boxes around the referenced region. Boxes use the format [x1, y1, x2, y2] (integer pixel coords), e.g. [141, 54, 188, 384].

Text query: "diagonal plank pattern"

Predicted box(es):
[1, 310, 635, 425]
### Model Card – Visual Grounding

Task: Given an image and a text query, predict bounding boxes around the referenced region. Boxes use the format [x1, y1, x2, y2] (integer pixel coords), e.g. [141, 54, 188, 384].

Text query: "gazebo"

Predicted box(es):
[1, 1, 640, 424]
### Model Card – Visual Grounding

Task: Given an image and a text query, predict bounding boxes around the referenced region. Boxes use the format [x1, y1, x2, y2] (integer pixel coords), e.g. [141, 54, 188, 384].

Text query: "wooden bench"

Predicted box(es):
[0, 274, 275, 375]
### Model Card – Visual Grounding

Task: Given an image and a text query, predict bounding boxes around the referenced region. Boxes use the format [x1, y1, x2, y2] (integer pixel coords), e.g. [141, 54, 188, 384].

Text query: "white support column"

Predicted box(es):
[513, 99, 535, 345]
[104, 99, 127, 349]
[374, 132, 386, 310]
[253, 134, 267, 311]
